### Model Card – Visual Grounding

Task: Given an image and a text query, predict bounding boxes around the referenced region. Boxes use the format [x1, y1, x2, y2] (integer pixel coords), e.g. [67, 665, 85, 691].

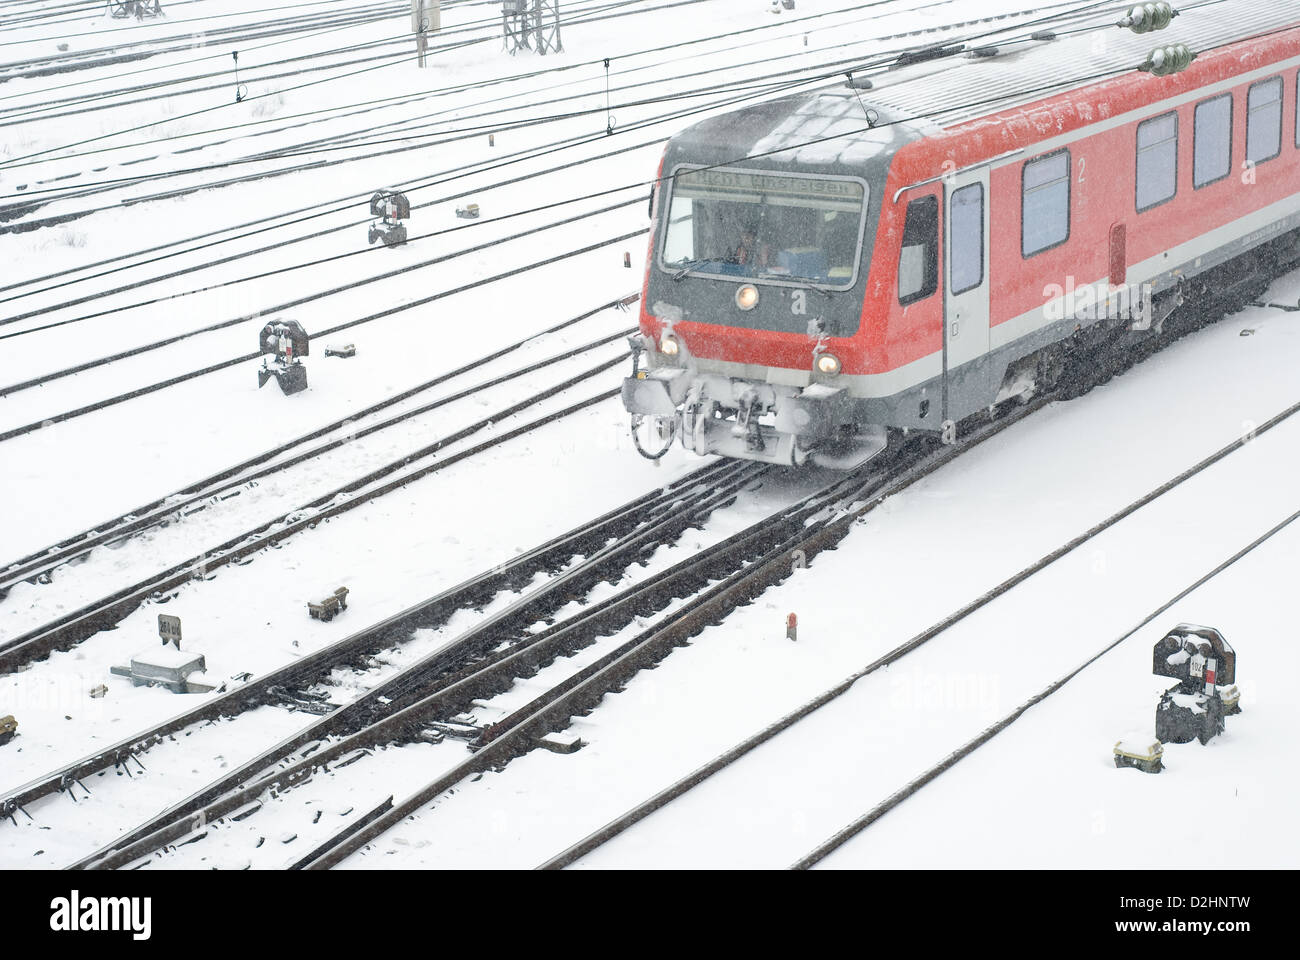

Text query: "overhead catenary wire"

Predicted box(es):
[0, 224, 652, 443]
[2, 25, 933, 306]
[0, 36, 1190, 393]
[0, 0, 1205, 344]
[0, 0, 943, 308]
[0, 67, 820, 337]
[0, 0, 407, 46]
[0, 32, 1032, 334]
[0, 0, 1255, 440]
[0, 0, 929, 135]
[0, 0, 719, 166]
[0, 6, 408, 87]
[0, 0, 719, 119]
[3, 66, 849, 196]
[0, 0, 1100, 313]
[0, 0, 917, 135]
[0, 0, 944, 178]
[0, 12, 422, 116]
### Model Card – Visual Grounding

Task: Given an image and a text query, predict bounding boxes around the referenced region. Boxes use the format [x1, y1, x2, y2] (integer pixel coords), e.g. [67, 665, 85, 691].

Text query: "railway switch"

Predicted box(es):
[110, 649, 216, 694]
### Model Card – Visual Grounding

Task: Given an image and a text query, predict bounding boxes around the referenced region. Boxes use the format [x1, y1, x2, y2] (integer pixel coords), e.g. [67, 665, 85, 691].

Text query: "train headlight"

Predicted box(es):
[815, 352, 842, 376]
[660, 334, 680, 357]
[735, 284, 759, 311]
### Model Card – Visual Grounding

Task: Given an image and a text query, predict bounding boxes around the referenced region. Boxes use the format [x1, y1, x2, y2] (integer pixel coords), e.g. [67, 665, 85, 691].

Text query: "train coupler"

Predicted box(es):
[732, 387, 766, 452]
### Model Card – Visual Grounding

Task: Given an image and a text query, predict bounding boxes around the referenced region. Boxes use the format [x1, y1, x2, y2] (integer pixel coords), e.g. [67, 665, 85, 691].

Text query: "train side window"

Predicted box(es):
[1246, 76, 1283, 165]
[898, 194, 938, 306]
[1193, 93, 1232, 188]
[1021, 150, 1069, 257]
[1136, 112, 1178, 211]
[949, 183, 983, 295]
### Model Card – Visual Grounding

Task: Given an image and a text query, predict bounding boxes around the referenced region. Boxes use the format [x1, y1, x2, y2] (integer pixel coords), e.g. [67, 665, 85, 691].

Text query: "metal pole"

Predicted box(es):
[411, 0, 428, 67]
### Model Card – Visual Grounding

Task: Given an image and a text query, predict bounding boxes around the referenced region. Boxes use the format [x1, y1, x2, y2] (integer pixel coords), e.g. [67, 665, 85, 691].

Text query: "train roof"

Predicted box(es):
[859, 0, 1299, 128]
[663, 0, 1300, 177]
[662, 91, 921, 177]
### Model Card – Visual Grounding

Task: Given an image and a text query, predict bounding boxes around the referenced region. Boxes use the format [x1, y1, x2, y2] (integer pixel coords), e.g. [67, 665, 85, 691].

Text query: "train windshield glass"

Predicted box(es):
[661, 168, 867, 288]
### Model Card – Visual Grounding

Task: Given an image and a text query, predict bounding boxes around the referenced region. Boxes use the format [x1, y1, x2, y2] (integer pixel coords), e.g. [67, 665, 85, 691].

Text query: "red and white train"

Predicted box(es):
[623, 1, 1300, 466]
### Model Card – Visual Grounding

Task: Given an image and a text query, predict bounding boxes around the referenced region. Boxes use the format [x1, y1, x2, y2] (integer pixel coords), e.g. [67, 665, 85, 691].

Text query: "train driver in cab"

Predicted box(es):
[733, 225, 770, 272]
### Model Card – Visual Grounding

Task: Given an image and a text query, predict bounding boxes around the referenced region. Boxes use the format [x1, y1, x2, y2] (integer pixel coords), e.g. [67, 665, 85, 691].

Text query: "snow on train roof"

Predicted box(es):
[748, 95, 905, 167]
[856, 0, 1300, 129]
[668, 1, 1298, 172]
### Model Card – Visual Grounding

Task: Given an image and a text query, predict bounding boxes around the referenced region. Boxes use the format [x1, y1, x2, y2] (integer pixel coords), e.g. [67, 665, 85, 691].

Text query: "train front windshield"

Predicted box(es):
[660, 167, 867, 289]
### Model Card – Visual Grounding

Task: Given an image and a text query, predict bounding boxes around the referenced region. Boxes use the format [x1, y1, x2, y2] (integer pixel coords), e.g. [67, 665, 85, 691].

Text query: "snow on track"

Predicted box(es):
[821, 521, 1300, 869]
[327, 288, 1300, 869]
[6, 0, 1287, 871]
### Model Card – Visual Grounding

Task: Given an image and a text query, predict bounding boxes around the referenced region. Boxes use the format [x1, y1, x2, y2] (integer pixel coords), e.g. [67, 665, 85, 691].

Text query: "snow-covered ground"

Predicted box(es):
[323, 274, 1299, 870]
[1, 0, 1297, 871]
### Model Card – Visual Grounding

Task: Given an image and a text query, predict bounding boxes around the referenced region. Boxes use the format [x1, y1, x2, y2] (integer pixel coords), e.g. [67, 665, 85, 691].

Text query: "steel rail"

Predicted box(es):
[294, 429, 992, 868]
[0, 226, 649, 444]
[309, 274, 1300, 870]
[0, 367, 626, 672]
[0, 296, 639, 597]
[538, 396, 1300, 869]
[793, 503, 1300, 869]
[70, 459, 762, 868]
[1, 458, 739, 824]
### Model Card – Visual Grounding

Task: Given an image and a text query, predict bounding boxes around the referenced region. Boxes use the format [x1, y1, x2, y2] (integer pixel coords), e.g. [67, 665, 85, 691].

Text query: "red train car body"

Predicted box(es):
[623, 3, 1300, 465]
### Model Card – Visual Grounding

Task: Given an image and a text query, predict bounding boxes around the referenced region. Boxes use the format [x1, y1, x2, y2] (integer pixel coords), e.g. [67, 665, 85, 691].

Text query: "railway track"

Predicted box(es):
[0, 1, 1063, 233]
[13, 321, 1295, 870]
[0, 455, 751, 829]
[69, 454, 837, 869]
[0, 220, 649, 444]
[282, 398, 1051, 869]
[791, 503, 1300, 869]
[147, 268, 1295, 870]
[538, 395, 1300, 869]
[0, 20, 1104, 438]
[0, 4, 408, 84]
[77, 395, 1040, 869]
[0, 293, 638, 600]
[0, 337, 642, 672]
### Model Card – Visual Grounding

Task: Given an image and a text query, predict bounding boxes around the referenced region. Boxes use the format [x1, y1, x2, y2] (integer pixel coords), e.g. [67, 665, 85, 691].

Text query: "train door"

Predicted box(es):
[942, 168, 991, 424]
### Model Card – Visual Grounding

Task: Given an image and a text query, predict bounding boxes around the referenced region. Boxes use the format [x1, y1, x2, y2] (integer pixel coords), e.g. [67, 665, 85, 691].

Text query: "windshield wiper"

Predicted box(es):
[758, 274, 837, 297]
[670, 257, 730, 281]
